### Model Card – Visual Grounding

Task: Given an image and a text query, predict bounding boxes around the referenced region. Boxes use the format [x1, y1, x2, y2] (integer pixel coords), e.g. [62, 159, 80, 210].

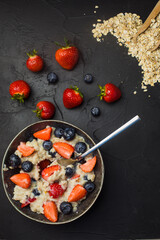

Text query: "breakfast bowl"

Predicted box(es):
[1, 120, 104, 224]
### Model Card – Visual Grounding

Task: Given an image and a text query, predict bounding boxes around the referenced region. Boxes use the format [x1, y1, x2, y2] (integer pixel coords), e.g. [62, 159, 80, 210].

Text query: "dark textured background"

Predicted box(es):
[0, 0, 160, 239]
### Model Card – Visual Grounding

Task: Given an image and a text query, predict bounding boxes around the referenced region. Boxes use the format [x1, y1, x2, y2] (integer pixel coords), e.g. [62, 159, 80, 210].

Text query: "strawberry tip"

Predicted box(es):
[27, 49, 38, 57]
[70, 86, 83, 98]
[98, 84, 106, 100]
[33, 107, 43, 118]
[55, 38, 71, 49]
[11, 93, 25, 103]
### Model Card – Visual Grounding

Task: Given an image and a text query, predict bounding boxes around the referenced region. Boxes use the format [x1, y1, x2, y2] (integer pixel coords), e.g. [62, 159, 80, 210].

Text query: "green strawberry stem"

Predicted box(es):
[33, 107, 43, 118]
[54, 38, 71, 49]
[11, 94, 25, 103]
[27, 49, 37, 57]
[97, 84, 106, 100]
[70, 86, 83, 98]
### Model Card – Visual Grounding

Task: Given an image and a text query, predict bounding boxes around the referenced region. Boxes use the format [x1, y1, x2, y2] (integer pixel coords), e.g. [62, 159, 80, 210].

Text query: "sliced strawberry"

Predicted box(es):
[10, 173, 31, 189]
[71, 173, 80, 180]
[80, 156, 96, 173]
[38, 159, 51, 173]
[49, 183, 66, 198]
[41, 165, 60, 180]
[33, 127, 52, 140]
[21, 197, 36, 208]
[53, 142, 74, 159]
[17, 142, 35, 157]
[43, 201, 58, 222]
[68, 184, 87, 202]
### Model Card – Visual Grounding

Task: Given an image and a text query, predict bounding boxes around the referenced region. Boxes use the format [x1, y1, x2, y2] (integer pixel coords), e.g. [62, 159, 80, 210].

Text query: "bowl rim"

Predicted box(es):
[1, 120, 104, 224]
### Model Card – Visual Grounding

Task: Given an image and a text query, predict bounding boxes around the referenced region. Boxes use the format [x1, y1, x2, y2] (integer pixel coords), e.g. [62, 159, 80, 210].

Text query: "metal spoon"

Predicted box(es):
[58, 115, 140, 166]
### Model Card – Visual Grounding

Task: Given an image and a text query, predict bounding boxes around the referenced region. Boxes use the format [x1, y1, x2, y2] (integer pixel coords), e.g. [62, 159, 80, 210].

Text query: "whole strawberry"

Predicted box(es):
[9, 80, 30, 103]
[63, 86, 83, 109]
[26, 49, 44, 72]
[33, 101, 55, 119]
[55, 38, 79, 70]
[98, 83, 121, 103]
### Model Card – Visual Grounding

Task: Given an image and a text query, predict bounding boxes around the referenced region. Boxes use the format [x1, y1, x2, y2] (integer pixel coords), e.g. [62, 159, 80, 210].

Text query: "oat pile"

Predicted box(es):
[92, 13, 160, 91]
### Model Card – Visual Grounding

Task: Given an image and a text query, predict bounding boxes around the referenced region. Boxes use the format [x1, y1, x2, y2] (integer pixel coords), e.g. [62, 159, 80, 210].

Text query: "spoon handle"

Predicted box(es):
[80, 115, 140, 159]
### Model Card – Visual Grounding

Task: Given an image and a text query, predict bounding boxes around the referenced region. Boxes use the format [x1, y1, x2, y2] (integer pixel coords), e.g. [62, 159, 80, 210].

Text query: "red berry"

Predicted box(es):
[9, 80, 30, 103]
[55, 39, 79, 70]
[98, 83, 121, 103]
[63, 86, 83, 109]
[49, 183, 66, 198]
[26, 49, 44, 72]
[33, 101, 55, 119]
[21, 197, 36, 208]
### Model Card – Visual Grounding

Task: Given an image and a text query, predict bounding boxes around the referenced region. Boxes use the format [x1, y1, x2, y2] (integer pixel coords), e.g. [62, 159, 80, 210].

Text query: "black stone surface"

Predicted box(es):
[0, 0, 160, 239]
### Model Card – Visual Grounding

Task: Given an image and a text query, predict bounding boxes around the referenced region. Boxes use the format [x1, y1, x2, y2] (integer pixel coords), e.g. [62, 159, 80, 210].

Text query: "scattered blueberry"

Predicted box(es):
[9, 154, 21, 168]
[42, 140, 53, 151]
[60, 202, 73, 215]
[75, 142, 87, 153]
[84, 74, 93, 83]
[63, 127, 75, 141]
[21, 161, 33, 172]
[65, 167, 75, 178]
[84, 181, 95, 193]
[47, 72, 58, 84]
[83, 175, 88, 180]
[91, 107, 100, 117]
[32, 188, 40, 196]
[78, 158, 86, 164]
[48, 151, 56, 158]
[54, 127, 64, 138]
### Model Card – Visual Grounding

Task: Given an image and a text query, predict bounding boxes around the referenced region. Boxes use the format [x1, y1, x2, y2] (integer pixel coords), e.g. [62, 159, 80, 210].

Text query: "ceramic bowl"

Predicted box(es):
[2, 120, 104, 224]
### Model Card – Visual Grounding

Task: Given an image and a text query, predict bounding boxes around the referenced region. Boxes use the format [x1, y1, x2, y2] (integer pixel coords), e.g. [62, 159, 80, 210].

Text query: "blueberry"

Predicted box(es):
[28, 135, 36, 142]
[84, 181, 95, 193]
[21, 161, 33, 172]
[78, 158, 86, 164]
[75, 142, 87, 153]
[47, 72, 58, 84]
[54, 127, 64, 138]
[31, 178, 36, 182]
[60, 202, 73, 215]
[83, 175, 88, 180]
[91, 107, 100, 117]
[42, 141, 52, 151]
[63, 127, 75, 141]
[65, 167, 75, 178]
[48, 151, 56, 158]
[32, 188, 40, 196]
[84, 74, 93, 83]
[9, 154, 21, 168]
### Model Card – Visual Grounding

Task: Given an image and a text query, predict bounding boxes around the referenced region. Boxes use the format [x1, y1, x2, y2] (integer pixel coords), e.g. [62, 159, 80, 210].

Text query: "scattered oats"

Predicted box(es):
[93, 24, 96, 27]
[133, 91, 137, 94]
[143, 89, 148, 92]
[95, 5, 99, 8]
[94, 11, 96, 13]
[84, 13, 86, 15]
[119, 43, 122, 46]
[92, 12, 160, 90]
[148, 95, 151, 97]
